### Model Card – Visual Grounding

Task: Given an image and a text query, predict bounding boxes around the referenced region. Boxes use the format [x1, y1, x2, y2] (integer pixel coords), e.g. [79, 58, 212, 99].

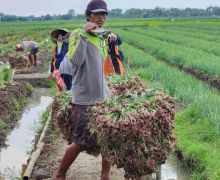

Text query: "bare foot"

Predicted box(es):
[52, 174, 66, 180]
[100, 176, 110, 180]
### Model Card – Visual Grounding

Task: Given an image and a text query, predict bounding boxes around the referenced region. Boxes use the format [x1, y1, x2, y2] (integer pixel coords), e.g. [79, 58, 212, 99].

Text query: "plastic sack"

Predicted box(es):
[53, 69, 66, 91]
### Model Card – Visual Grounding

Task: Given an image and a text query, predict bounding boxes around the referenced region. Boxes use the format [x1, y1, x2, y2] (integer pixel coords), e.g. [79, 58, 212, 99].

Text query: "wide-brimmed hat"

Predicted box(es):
[50, 29, 70, 43]
[86, 0, 108, 14]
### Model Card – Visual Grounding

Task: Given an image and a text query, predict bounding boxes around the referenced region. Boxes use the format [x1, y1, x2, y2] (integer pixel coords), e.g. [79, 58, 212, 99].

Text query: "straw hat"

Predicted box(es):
[50, 29, 70, 43]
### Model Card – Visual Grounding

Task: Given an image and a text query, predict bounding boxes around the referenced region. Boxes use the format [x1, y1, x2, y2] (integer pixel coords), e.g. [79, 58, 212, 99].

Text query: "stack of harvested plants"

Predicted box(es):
[8, 56, 29, 69]
[51, 91, 73, 143]
[51, 76, 176, 179]
[89, 76, 176, 179]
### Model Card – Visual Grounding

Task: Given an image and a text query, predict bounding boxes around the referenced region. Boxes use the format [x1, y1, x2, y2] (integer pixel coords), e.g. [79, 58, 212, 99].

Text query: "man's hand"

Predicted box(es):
[84, 22, 98, 32]
[49, 73, 53, 80]
[109, 33, 118, 42]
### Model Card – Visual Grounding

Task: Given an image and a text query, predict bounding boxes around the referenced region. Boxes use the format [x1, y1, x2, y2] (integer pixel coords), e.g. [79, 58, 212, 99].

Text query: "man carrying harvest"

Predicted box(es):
[54, 0, 120, 179]
[15, 40, 39, 66]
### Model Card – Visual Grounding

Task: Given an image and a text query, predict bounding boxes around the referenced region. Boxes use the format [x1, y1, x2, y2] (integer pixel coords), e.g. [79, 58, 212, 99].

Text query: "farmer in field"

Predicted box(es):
[53, 0, 120, 179]
[49, 29, 73, 91]
[15, 40, 39, 66]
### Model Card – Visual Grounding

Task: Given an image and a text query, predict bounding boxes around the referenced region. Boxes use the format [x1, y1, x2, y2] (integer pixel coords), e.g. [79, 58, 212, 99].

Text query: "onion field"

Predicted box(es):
[115, 23, 220, 179]
[0, 19, 220, 179]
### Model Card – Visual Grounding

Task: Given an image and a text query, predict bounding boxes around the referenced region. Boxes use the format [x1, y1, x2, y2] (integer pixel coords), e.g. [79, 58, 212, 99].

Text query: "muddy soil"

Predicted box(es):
[9, 56, 30, 69]
[0, 82, 32, 148]
[0, 55, 9, 64]
[13, 50, 51, 74]
[13, 73, 51, 88]
[4, 47, 51, 73]
[12, 49, 52, 87]
[14, 67, 39, 74]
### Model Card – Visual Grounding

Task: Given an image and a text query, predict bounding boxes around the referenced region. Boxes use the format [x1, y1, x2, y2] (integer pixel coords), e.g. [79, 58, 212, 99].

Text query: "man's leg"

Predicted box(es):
[28, 54, 33, 66]
[33, 54, 37, 66]
[101, 157, 111, 180]
[54, 143, 80, 180]
[31, 55, 35, 66]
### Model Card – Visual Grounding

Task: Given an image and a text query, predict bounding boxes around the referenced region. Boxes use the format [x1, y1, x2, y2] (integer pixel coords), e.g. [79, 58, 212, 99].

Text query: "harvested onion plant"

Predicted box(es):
[89, 76, 176, 179]
[52, 91, 73, 142]
[52, 76, 176, 179]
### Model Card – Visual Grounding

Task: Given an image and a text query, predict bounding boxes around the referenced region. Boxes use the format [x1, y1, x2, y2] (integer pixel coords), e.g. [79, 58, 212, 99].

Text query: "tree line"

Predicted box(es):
[1, 6, 220, 22]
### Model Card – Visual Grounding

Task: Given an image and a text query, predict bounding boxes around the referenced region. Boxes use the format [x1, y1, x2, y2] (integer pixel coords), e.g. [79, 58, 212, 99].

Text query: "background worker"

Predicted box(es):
[15, 40, 39, 66]
[50, 29, 72, 90]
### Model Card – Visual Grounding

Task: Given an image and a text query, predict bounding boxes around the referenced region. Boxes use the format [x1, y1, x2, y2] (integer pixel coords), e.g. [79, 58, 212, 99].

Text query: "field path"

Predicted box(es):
[30, 128, 128, 180]
[13, 73, 49, 80]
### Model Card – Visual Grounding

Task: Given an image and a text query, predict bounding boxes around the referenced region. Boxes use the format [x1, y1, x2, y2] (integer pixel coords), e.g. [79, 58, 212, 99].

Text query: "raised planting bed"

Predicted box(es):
[0, 81, 33, 148]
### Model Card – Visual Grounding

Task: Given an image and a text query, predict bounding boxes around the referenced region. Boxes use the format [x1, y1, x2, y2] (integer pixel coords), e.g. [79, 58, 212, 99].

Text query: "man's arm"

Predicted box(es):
[115, 35, 122, 46]
[108, 33, 122, 46]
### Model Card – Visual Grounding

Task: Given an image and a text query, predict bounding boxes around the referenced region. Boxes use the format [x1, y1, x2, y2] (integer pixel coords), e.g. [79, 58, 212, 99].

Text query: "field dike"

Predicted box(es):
[0, 81, 33, 148]
[0, 49, 51, 149]
[12, 50, 53, 88]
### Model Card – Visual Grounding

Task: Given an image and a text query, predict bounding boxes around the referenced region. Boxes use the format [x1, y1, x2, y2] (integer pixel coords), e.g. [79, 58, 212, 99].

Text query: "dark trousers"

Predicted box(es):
[30, 48, 39, 66]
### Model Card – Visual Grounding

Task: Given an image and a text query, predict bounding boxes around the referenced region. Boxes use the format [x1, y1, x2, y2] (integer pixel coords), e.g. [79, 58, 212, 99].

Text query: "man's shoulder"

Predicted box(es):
[70, 28, 85, 37]
[68, 29, 83, 46]
[70, 28, 98, 39]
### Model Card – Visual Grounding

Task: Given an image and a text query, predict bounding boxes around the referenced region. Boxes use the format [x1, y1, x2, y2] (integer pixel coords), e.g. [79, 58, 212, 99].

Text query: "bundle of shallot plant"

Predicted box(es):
[89, 76, 176, 179]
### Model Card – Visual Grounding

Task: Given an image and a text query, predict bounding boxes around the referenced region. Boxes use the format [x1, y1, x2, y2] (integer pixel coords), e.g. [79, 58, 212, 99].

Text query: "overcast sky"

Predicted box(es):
[1, 0, 220, 16]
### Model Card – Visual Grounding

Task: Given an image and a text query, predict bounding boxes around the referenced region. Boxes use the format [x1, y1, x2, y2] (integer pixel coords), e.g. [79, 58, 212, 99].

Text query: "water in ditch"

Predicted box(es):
[0, 88, 53, 179]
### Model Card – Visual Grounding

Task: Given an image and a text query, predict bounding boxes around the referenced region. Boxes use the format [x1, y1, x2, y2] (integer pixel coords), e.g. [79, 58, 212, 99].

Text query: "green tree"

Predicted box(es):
[109, 9, 122, 18]
[68, 9, 75, 19]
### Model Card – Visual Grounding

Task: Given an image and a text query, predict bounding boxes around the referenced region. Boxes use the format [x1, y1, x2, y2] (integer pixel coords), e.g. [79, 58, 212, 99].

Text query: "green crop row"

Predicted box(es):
[0, 19, 199, 33]
[121, 42, 220, 180]
[151, 27, 220, 43]
[129, 27, 220, 56]
[116, 29, 220, 79]
[0, 67, 12, 87]
[160, 24, 220, 35]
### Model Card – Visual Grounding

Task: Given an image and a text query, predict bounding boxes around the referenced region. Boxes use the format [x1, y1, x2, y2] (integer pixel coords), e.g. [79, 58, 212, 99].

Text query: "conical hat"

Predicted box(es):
[50, 29, 70, 43]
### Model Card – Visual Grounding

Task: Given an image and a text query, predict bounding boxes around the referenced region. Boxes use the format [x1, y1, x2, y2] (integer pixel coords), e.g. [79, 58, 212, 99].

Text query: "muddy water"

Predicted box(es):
[0, 62, 4, 67]
[0, 64, 6, 71]
[0, 88, 53, 179]
[159, 153, 189, 180]
[0, 62, 10, 71]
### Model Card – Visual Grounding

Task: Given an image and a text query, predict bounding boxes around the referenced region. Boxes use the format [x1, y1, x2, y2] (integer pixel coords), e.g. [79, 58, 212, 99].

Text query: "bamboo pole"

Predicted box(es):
[23, 142, 44, 180]
[36, 113, 51, 148]
[21, 163, 27, 177]
[22, 113, 51, 180]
